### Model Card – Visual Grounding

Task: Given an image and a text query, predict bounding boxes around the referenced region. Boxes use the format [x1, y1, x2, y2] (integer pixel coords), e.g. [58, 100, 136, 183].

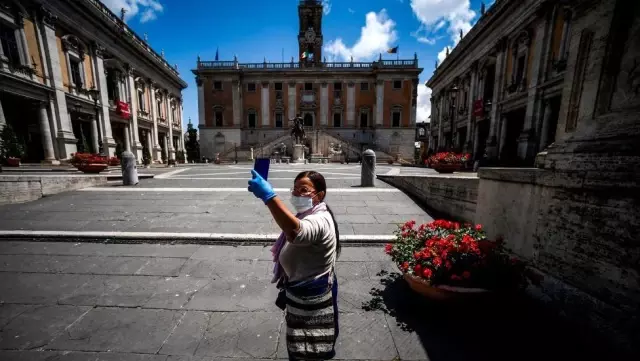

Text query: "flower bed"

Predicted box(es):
[385, 220, 534, 298]
[70, 153, 109, 174]
[426, 152, 470, 173]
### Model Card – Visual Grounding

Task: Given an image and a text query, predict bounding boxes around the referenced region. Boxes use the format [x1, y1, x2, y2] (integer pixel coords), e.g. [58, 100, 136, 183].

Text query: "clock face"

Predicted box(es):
[305, 28, 316, 43]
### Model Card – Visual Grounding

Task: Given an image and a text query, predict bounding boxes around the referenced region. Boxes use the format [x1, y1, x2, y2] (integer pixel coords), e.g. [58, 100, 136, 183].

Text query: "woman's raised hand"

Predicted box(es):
[248, 170, 277, 204]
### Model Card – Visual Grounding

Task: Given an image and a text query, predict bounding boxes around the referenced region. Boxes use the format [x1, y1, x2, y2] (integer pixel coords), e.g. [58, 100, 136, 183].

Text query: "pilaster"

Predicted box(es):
[320, 82, 328, 127]
[232, 80, 242, 126]
[92, 43, 115, 157]
[375, 79, 384, 126]
[38, 8, 76, 159]
[288, 82, 297, 120]
[410, 79, 418, 125]
[149, 82, 162, 162]
[261, 82, 270, 126]
[466, 66, 478, 153]
[126, 66, 143, 161]
[38, 101, 58, 164]
[486, 38, 508, 159]
[196, 76, 205, 125]
[346, 82, 355, 127]
[167, 97, 175, 160]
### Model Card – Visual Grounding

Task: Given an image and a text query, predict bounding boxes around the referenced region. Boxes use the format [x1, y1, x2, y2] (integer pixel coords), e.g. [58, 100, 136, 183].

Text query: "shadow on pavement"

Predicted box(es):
[363, 270, 626, 361]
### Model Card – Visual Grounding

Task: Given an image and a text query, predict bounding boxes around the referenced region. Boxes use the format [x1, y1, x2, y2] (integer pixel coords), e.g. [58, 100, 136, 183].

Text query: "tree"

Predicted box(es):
[185, 118, 200, 163]
[0, 124, 25, 163]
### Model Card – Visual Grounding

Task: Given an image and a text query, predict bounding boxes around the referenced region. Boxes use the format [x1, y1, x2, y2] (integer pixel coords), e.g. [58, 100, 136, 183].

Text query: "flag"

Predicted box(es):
[387, 46, 398, 54]
[301, 51, 308, 59]
[215, 48, 219, 61]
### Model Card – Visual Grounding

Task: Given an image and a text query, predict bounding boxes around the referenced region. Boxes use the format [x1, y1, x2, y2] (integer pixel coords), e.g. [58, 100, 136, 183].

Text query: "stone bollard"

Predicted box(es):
[121, 151, 139, 186]
[361, 149, 376, 187]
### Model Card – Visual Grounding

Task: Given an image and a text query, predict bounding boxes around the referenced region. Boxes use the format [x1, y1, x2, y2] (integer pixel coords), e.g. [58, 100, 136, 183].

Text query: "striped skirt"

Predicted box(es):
[284, 273, 339, 360]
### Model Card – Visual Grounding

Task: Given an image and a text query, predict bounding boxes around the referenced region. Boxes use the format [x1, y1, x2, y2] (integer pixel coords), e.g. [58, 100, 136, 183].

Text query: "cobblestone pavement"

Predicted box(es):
[0, 164, 433, 238]
[0, 241, 611, 361]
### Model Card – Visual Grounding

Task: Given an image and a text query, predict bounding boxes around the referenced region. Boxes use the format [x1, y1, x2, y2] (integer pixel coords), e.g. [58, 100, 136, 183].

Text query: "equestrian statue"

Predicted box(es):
[290, 114, 306, 144]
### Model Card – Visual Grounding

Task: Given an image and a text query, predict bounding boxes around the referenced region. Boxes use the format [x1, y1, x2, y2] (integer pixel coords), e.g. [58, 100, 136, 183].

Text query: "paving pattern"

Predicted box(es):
[0, 241, 613, 361]
[0, 164, 434, 238]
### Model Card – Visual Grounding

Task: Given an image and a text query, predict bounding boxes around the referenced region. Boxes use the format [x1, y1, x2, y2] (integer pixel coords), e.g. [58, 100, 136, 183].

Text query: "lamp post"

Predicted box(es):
[448, 85, 458, 151]
[88, 88, 104, 156]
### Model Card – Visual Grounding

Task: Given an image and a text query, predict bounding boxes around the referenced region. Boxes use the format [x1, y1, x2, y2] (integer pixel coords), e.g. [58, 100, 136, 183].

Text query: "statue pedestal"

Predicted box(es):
[292, 144, 305, 163]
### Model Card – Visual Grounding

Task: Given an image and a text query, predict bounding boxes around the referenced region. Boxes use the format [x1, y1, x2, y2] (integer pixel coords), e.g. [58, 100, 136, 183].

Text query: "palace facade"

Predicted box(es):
[427, 0, 574, 166]
[193, 0, 422, 161]
[0, 0, 187, 164]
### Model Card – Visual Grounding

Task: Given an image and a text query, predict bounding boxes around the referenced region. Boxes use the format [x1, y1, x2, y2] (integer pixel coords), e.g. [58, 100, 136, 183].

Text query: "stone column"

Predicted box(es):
[163, 135, 169, 160]
[466, 69, 477, 153]
[288, 82, 297, 120]
[166, 97, 175, 160]
[232, 80, 242, 126]
[375, 79, 384, 126]
[38, 102, 57, 163]
[320, 82, 328, 127]
[123, 125, 131, 152]
[146, 130, 153, 155]
[196, 76, 205, 126]
[90, 116, 99, 154]
[126, 67, 143, 161]
[473, 123, 481, 158]
[498, 115, 508, 158]
[261, 82, 270, 126]
[0, 97, 5, 129]
[410, 79, 418, 125]
[92, 44, 115, 157]
[149, 82, 162, 161]
[39, 10, 77, 159]
[538, 101, 552, 152]
[486, 39, 507, 160]
[346, 82, 355, 127]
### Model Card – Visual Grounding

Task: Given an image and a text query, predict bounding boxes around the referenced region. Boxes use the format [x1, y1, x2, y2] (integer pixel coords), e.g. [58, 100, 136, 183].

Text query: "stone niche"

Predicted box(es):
[475, 0, 640, 353]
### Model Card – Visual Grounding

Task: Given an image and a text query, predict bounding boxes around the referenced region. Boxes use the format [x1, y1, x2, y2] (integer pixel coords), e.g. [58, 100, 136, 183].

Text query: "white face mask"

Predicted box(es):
[290, 195, 314, 213]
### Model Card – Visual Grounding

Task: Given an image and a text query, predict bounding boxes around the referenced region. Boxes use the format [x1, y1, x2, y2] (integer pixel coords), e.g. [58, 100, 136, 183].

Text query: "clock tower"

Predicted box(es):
[298, 0, 323, 66]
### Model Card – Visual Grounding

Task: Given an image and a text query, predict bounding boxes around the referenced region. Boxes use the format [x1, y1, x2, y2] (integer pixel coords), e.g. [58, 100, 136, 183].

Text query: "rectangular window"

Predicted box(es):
[334, 82, 342, 91]
[214, 81, 222, 90]
[0, 23, 21, 67]
[275, 113, 283, 128]
[334, 90, 341, 99]
[70, 59, 83, 89]
[304, 82, 313, 91]
[333, 113, 342, 127]
[215, 111, 223, 127]
[516, 55, 526, 83]
[274, 82, 283, 91]
[106, 71, 118, 101]
[360, 112, 368, 128]
[393, 80, 402, 89]
[392, 111, 401, 127]
[248, 113, 256, 128]
[247, 83, 256, 92]
[360, 82, 369, 91]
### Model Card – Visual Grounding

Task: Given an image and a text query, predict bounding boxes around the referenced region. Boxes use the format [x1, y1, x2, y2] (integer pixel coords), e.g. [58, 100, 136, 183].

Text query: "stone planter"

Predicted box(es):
[404, 273, 489, 301]
[431, 163, 462, 174]
[76, 163, 108, 174]
[6, 157, 20, 167]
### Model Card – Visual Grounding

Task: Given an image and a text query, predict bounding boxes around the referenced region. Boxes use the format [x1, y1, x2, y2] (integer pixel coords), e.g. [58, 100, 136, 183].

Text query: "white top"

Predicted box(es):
[278, 210, 337, 283]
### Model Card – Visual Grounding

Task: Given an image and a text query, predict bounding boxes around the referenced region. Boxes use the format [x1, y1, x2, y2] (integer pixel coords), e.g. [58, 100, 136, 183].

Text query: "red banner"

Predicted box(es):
[116, 101, 131, 120]
[473, 99, 484, 117]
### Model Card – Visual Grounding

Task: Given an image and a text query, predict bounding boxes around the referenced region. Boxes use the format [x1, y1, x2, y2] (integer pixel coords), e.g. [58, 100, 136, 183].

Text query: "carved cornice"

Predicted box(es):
[92, 42, 105, 58]
[61, 35, 86, 59]
[262, 81, 269, 88]
[195, 76, 203, 86]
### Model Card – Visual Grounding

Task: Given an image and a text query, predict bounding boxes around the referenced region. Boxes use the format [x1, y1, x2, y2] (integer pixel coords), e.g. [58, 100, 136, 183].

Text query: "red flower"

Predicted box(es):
[475, 224, 483, 231]
[450, 274, 462, 281]
[432, 257, 442, 267]
[462, 271, 471, 279]
[384, 244, 393, 254]
[414, 264, 423, 275]
[422, 268, 433, 279]
[413, 251, 421, 260]
[401, 262, 409, 271]
[445, 260, 453, 270]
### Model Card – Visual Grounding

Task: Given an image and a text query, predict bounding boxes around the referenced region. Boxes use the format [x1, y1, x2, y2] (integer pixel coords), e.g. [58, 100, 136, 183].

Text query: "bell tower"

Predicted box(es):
[298, 0, 323, 67]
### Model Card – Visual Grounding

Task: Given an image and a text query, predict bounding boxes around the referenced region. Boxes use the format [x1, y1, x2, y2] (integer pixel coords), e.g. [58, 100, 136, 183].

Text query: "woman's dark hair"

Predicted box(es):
[295, 170, 341, 257]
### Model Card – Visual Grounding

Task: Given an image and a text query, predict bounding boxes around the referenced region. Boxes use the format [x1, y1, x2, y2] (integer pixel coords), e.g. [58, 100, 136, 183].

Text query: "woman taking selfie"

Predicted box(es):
[248, 170, 340, 360]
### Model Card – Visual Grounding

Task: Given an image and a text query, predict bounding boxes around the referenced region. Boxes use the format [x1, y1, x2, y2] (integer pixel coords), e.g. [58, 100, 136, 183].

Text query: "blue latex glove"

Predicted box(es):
[248, 169, 277, 204]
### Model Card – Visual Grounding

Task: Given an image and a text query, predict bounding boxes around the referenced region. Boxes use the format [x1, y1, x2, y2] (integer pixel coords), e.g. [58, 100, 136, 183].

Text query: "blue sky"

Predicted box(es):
[102, 0, 490, 130]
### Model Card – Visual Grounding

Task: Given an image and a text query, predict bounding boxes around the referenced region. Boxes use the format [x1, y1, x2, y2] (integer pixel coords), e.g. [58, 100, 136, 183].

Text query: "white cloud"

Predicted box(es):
[322, 0, 332, 16]
[348, 8, 355, 14]
[324, 9, 397, 61]
[437, 46, 449, 63]
[416, 37, 435, 45]
[416, 84, 432, 123]
[102, 0, 164, 23]
[410, 0, 476, 45]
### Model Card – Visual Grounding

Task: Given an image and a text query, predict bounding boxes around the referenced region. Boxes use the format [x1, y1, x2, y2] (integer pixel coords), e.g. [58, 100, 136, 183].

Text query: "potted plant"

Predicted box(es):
[108, 156, 120, 166]
[427, 152, 470, 173]
[70, 152, 109, 174]
[384, 220, 534, 301]
[0, 124, 25, 167]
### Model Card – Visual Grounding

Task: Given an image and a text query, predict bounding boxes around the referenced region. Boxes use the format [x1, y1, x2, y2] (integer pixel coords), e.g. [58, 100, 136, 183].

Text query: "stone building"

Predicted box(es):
[0, 0, 187, 164]
[426, 0, 574, 166]
[193, 0, 422, 162]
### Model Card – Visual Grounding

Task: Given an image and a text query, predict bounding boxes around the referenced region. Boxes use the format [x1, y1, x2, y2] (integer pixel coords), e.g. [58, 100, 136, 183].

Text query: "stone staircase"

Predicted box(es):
[321, 130, 395, 162]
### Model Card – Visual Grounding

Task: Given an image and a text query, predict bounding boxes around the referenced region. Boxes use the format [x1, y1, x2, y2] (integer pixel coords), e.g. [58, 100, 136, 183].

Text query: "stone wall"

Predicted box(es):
[0, 175, 107, 205]
[377, 174, 478, 223]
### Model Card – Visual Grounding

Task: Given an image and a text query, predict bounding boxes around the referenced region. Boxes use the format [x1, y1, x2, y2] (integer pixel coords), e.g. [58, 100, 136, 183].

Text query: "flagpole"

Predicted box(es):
[397, 46, 399, 61]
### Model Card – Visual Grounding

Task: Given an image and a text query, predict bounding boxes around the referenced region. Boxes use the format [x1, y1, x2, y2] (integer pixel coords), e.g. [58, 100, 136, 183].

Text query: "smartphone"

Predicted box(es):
[254, 157, 270, 180]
